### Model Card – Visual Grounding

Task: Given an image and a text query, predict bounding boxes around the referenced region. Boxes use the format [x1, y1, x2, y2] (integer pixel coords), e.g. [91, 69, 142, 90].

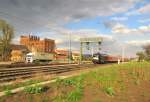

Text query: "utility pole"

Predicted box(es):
[91, 46, 94, 57]
[80, 42, 83, 64]
[122, 45, 125, 63]
[68, 32, 72, 64]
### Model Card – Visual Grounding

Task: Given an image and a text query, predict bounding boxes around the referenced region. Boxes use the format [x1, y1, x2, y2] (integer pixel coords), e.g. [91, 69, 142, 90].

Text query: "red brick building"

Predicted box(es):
[20, 35, 55, 53]
[55, 49, 69, 61]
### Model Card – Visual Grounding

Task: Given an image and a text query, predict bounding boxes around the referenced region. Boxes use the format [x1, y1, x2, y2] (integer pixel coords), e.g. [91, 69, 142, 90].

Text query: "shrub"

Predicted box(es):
[63, 79, 75, 86]
[24, 85, 46, 94]
[104, 87, 115, 96]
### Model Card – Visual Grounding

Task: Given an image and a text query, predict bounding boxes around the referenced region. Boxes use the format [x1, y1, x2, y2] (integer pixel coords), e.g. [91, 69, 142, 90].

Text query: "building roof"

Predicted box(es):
[72, 53, 80, 56]
[10, 44, 29, 52]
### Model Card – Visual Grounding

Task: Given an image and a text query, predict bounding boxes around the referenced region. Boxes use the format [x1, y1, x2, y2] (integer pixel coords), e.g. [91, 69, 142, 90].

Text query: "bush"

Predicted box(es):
[24, 85, 46, 94]
[104, 87, 115, 96]
[63, 79, 76, 86]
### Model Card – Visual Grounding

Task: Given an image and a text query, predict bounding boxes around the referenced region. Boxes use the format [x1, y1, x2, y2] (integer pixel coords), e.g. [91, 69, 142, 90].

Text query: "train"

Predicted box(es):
[92, 53, 124, 64]
[26, 52, 54, 64]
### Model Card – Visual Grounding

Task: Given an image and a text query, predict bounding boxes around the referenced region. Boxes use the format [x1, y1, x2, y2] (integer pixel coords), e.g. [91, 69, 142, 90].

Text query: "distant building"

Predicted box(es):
[55, 49, 80, 63]
[72, 52, 80, 63]
[55, 49, 69, 62]
[20, 35, 55, 53]
[10, 44, 29, 62]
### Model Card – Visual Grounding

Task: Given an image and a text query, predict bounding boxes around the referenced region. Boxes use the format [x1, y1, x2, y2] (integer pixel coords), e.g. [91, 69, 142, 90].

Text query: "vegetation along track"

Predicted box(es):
[0, 64, 101, 83]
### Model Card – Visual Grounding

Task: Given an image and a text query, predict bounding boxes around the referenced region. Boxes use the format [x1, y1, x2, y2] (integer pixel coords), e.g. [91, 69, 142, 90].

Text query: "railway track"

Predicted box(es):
[0, 64, 98, 83]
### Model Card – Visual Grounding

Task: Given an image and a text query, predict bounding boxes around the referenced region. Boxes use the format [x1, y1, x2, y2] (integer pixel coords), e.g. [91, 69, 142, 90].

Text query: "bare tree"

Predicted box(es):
[0, 19, 14, 61]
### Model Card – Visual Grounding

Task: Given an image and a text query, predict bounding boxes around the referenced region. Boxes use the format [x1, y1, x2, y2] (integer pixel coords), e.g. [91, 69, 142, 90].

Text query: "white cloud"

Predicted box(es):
[126, 3, 150, 16]
[125, 10, 140, 16]
[138, 4, 150, 14]
[138, 18, 150, 23]
[126, 40, 150, 46]
[112, 23, 130, 34]
[112, 23, 150, 35]
[139, 25, 150, 33]
[55, 39, 64, 44]
[111, 16, 128, 21]
[51, 27, 113, 42]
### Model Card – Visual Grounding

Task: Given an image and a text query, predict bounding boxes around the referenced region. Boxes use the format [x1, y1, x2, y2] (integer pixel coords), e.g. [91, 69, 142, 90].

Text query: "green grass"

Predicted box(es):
[52, 62, 150, 101]
[4, 89, 12, 96]
[53, 74, 85, 102]
[93, 99, 102, 102]
[0, 79, 43, 92]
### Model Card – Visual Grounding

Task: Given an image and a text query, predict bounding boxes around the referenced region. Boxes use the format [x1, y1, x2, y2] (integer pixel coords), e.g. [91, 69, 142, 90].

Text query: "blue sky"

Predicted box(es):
[0, 0, 150, 57]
